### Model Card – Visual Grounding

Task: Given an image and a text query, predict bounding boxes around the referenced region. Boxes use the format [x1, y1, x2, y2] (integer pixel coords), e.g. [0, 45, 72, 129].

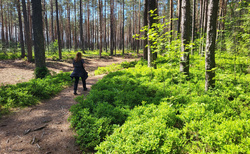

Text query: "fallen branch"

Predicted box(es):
[33, 124, 48, 132]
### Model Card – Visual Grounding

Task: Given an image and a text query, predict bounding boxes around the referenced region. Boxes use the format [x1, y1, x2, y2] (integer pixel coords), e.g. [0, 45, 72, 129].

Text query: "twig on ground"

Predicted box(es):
[36, 143, 41, 149]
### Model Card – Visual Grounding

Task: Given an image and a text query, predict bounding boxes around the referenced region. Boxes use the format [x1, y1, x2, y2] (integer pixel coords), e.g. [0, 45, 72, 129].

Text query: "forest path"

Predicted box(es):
[0, 56, 137, 154]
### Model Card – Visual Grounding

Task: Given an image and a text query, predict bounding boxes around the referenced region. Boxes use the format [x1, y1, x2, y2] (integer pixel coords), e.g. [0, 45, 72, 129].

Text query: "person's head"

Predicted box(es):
[74, 52, 82, 62]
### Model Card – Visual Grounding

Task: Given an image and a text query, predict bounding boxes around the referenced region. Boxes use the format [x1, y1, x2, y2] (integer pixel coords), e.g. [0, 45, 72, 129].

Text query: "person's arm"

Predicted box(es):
[82, 59, 86, 69]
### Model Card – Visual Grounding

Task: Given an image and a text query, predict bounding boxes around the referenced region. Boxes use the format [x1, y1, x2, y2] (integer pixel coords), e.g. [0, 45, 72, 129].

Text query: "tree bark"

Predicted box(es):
[17, 0, 25, 58]
[55, 0, 62, 60]
[177, 0, 182, 34]
[44, 0, 49, 50]
[50, 0, 54, 42]
[1, 0, 6, 51]
[31, 0, 46, 68]
[205, 0, 219, 91]
[79, 0, 85, 53]
[122, 0, 125, 55]
[170, 0, 173, 42]
[148, 0, 158, 69]
[74, 0, 77, 50]
[110, 0, 114, 56]
[137, 0, 141, 54]
[99, 0, 102, 57]
[22, 0, 33, 62]
[180, 0, 191, 77]
[143, 0, 148, 60]
[191, 0, 196, 55]
[87, 1, 90, 50]
[67, 0, 71, 49]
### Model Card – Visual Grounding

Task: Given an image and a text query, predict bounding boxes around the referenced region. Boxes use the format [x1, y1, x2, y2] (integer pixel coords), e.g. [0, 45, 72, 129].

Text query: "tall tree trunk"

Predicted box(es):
[110, 0, 114, 55]
[104, 0, 107, 52]
[27, 0, 32, 39]
[201, 0, 208, 56]
[17, 0, 25, 58]
[22, 0, 33, 62]
[137, 0, 141, 54]
[180, 0, 191, 77]
[74, 0, 77, 50]
[149, 0, 158, 69]
[143, 0, 148, 60]
[5, 15, 8, 46]
[7, 6, 11, 44]
[177, 0, 182, 34]
[170, 0, 173, 42]
[1, 0, 6, 52]
[44, 0, 49, 51]
[122, 0, 125, 55]
[50, 0, 54, 42]
[31, 0, 46, 70]
[205, 0, 219, 91]
[191, 0, 196, 55]
[87, 1, 90, 50]
[66, 1, 71, 49]
[79, 0, 84, 53]
[55, 0, 62, 60]
[99, 0, 102, 57]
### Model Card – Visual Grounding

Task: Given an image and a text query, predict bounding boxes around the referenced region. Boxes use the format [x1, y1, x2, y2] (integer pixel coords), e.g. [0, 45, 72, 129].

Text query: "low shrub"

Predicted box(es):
[0, 72, 72, 115]
[70, 52, 249, 153]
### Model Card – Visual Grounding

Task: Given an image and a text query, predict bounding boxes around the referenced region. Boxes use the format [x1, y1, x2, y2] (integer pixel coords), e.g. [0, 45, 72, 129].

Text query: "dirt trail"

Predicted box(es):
[0, 56, 137, 153]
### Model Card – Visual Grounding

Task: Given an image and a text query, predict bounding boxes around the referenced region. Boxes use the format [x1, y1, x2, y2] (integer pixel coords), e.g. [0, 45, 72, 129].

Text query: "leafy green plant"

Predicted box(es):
[34, 67, 50, 79]
[70, 52, 249, 153]
[0, 72, 72, 116]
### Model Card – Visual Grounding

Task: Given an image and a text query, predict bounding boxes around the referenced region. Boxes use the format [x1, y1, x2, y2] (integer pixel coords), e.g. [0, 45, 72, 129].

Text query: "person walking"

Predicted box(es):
[70, 52, 88, 95]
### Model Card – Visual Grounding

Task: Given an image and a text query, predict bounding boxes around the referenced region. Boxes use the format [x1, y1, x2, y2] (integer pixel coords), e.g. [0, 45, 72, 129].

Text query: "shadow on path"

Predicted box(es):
[0, 74, 105, 154]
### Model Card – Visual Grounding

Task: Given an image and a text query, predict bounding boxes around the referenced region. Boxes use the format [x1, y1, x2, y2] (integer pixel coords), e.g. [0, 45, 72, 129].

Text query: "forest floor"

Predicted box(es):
[0, 55, 137, 154]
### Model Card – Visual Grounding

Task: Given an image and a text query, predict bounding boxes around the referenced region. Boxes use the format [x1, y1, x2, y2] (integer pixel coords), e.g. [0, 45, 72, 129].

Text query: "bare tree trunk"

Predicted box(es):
[205, 0, 219, 91]
[22, 0, 33, 62]
[105, 0, 107, 52]
[55, 0, 62, 60]
[17, 0, 25, 58]
[191, 0, 196, 55]
[87, 1, 90, 50]
[99, 0, 102, 57]
[44, 0, 49, 51]
[79, 0, 84, 53]
[110, 0, 114, 55]
[177, 0, 182, 34]
[31, 0, 46, 69]
[74, 0, 77, 50]
[27, 0, 32, 40]
[170, 0, 173, 42]
[51, 0, 54, 42]
[143, 0, 148, 60]
[201, 0, 208, 56]
[149, 0, 158, 69]
[122, 0, 125, 55]
[137, 0, 141, 54]
[0, 0, 5, 50]
[5, 14, 8, 46]
[180, 0, 191, 77]
[67, 1, 71, 49]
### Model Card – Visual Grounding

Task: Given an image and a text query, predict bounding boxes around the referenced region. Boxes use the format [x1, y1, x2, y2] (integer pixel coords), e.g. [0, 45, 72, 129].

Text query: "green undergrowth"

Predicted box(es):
[94, 60, 140, 75]
[0, 52, 21, 60]
[0, 72, 72, 116]
[69, 52, 249, 153]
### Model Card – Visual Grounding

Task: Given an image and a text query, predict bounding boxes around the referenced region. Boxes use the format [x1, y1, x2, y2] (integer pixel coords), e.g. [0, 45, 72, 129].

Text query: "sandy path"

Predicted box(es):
[0, 75, 105, 153]
[0, 56, 137, 153]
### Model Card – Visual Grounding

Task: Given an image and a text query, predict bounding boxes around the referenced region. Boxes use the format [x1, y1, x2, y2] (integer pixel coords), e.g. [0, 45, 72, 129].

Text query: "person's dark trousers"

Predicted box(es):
[74, 77, 87, 93]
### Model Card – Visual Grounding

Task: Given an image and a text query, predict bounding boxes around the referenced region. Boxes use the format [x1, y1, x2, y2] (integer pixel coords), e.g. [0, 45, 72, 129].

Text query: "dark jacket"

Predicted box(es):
[70, 59, 88, 79]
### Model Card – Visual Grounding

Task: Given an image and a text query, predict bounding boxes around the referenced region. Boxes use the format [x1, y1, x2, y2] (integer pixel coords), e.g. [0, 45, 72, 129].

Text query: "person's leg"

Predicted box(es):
[81, 77, 87, 91]
[74, 77, 79, 94]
